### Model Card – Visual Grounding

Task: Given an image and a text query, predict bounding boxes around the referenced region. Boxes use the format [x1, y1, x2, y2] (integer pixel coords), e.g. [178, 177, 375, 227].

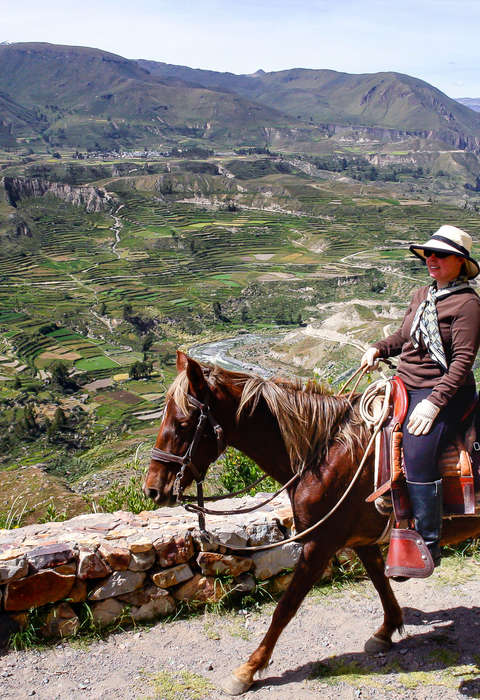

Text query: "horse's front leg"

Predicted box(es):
[221, 539, 333, 696]
[354, 544, 404, 653]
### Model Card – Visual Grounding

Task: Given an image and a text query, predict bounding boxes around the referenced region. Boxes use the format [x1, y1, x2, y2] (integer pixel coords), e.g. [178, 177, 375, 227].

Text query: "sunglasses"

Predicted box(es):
[424, 250, 457, 259]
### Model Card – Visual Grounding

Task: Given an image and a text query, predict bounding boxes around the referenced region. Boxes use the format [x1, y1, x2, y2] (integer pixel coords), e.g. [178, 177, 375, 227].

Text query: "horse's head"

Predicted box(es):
[143, 350, 229, 506]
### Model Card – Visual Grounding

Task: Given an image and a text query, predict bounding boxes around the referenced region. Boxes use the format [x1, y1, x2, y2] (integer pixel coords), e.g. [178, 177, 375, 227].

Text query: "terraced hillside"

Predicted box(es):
[1, 154, 480, 524]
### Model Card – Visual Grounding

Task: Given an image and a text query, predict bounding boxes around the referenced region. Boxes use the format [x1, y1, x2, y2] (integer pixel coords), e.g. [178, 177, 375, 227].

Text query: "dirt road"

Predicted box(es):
[2, 554, 480, 699]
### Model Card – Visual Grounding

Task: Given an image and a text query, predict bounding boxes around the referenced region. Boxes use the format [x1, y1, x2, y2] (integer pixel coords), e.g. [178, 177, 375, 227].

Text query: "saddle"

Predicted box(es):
[366, 376, 480, 577]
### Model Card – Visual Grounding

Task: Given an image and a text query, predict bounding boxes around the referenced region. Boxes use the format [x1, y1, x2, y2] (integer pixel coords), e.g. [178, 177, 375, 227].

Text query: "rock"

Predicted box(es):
[89, 571, 146, 601]
[232, 573, 256, 594]
[268, 572, 294, 594]
[130, 591, 176, 622]
[0, 556, 28, 585]
[151, 563, 194, 588]
[78, 550, 112, 580]
[173, 574, 231, 604]
[197, 552, 253, 577]
[118, 585, 157, 606]
[336, 547, 359, 573]
[91, 599, 125, 627]
[67, 578, 87, 603]
[320, 560, 334, 581]
[246, 522, 285, 546]
[98, 543, 131, 571]
[129, 549, 155, 572]
[27, 544, 76, 572]
[40, 603, 79, 639]
[154, 534, 194, 567]
[200, 525, 248, 548]
[0, 613, 20, 649]
[67, 512, 121, 530]
[4, 571, 75, 611]
[105, 527, 138, 540]
[54, 562, 77, 575]
[8, 611, 28, 629]
[274, 506, 294, 530]
[127, 539, 155, 554]
[0, 547, 30, 561]
[251, 542, 302, 580]
[3, 177, 114, 213]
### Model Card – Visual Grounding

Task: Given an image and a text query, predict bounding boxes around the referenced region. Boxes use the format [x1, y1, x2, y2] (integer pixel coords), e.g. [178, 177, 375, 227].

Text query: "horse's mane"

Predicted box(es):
[167, 364, 369, 473]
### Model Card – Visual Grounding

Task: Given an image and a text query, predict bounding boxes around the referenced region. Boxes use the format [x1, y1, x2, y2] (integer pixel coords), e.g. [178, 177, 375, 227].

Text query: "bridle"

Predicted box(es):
[150, 393, 225, 531]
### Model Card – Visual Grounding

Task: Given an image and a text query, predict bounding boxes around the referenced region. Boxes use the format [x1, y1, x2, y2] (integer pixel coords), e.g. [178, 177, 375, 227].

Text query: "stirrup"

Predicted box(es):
[385, 528, 434, 579]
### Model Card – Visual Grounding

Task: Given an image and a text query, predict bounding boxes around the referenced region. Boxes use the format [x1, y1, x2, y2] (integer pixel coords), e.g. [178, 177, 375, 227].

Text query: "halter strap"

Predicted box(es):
[150, 393, 225, 486]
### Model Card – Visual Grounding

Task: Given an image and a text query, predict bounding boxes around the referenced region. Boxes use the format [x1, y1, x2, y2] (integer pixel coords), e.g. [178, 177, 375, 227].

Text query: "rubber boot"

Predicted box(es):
[406, 479, 443, 566]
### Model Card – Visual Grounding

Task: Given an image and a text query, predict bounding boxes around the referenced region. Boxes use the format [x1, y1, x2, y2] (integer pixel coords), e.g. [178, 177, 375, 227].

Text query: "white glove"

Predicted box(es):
[407, 399, 440, 436]
[361, 346, 380, 370]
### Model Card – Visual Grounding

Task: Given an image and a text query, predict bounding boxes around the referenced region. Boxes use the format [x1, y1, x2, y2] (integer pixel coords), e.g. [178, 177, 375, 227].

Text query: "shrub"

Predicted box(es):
[218, 448, 279, 495]
[129, 360, 153, 380]
[97, 464, 156, 514]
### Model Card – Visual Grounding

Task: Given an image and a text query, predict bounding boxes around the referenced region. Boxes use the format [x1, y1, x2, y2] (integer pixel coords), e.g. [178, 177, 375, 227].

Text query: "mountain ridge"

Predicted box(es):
[1, 41, 480, 153]
[139, 60, 480, 139]
[457, 98, 480, 113]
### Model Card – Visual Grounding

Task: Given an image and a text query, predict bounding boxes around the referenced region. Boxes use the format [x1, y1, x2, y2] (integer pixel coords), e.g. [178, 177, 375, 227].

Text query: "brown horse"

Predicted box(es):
[144, 350, 480, 695]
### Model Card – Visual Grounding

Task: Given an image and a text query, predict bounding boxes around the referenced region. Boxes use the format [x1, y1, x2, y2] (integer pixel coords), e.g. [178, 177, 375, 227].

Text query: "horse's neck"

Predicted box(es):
[226, 395, 294, 486]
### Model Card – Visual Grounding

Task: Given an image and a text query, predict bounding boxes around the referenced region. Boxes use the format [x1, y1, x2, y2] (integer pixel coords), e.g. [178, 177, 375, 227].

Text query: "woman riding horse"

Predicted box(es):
[144, 226, 480, 695]
[361, 225, 480, 566]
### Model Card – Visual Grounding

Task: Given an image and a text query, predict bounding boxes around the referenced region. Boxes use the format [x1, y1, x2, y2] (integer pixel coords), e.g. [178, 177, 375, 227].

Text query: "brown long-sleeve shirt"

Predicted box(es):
[373, 285, 480, 409]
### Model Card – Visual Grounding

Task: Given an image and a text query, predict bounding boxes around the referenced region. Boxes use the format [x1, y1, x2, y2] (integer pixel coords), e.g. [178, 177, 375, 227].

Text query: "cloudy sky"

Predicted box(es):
[1, 0, 478, 98]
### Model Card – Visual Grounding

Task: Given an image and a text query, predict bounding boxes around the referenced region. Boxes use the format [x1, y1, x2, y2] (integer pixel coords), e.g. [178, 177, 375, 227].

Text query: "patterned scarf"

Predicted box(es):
[410, 279, 471, 370]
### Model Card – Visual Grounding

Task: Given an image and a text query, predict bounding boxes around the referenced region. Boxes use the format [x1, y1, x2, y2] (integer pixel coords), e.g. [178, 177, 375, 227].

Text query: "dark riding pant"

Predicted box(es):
[402, 385, 476, 483]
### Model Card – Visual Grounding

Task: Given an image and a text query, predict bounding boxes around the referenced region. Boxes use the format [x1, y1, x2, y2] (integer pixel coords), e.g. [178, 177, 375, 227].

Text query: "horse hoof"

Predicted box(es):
[220, 673, 252, 696]
[364, 634, 392, 654]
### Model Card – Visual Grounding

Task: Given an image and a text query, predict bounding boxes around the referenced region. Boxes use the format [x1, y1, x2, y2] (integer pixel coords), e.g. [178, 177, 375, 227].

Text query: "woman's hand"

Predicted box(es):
[407, 399, 440, 436]
[360, 346, 380, 370]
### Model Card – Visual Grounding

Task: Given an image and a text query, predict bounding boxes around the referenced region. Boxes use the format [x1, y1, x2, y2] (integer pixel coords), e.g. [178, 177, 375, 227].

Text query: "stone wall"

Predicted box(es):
[0, 493, 311, 643]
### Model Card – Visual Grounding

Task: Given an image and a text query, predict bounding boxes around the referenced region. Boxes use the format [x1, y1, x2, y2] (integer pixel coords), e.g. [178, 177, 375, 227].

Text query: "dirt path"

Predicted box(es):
[2, 555, 480, 699]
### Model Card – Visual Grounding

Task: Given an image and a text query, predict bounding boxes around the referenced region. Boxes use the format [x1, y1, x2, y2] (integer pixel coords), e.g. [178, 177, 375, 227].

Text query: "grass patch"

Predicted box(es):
[145, 670, 214, 700]
[309, 656, 480, 692]
[0, 495, 29, 529]
[75, 356, 119, 371]
[202, 615, 221, 640]
[434, 551, 480, 586]
[227, 617, 251, 641]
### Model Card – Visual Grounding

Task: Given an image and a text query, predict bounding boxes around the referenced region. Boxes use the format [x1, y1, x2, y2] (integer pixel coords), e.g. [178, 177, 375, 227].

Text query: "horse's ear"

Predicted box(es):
[186, 357, 207, 398]
[176, 350, 188, 373]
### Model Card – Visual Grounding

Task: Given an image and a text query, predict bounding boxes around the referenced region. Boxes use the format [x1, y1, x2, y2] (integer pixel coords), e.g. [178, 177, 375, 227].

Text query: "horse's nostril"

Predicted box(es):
[144, 486, 158, 500]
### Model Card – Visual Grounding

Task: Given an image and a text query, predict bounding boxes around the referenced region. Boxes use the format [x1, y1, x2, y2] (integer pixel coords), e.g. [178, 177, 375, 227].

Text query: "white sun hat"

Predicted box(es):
[409, 224, 479, 279]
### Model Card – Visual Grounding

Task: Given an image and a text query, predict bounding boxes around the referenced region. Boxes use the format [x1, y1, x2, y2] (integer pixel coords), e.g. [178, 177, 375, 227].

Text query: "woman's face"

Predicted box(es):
[425, 252, 464, 286]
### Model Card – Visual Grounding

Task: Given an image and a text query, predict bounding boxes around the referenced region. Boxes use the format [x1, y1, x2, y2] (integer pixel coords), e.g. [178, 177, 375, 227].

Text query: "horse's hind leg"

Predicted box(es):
[221, 539, 333, 696]
[354, 544, 404, 653]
